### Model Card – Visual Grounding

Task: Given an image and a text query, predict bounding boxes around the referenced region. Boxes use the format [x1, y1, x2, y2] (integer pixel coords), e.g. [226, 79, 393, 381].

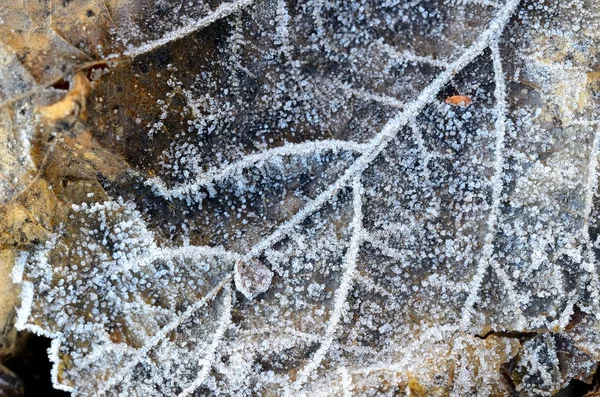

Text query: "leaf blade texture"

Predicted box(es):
[2, 0, 600, 395]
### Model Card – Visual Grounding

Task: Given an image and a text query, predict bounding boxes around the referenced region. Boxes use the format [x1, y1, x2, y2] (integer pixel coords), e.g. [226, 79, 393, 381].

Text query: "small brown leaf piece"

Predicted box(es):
[234, 259, 273, 300]
[36, 72, 91, 122]
[445, 94, 473, 107]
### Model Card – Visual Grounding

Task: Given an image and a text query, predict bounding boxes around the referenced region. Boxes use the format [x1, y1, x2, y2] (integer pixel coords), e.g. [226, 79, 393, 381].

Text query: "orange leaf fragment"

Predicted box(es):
[445, 95, 473, 107]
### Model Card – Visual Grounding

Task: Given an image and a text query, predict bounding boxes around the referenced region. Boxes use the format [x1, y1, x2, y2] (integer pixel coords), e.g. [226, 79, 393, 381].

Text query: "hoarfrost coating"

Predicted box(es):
[2, 0, 600, 395]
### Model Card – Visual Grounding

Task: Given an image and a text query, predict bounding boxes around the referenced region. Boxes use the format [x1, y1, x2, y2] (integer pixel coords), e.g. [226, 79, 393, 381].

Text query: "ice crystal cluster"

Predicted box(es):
[2, 0, 600, 395]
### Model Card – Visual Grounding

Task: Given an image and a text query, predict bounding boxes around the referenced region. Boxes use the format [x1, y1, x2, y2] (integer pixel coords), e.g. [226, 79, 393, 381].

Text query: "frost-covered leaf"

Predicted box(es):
[3, 0, 600, 395]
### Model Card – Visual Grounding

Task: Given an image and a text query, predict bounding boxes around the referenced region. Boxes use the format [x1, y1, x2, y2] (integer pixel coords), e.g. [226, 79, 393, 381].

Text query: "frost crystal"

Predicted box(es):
[2, 0, 600, 395]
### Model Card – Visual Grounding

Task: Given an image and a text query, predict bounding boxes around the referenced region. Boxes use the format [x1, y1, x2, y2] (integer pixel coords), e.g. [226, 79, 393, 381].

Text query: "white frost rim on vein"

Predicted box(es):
[239, 327, 322, 343]
[459, 38, 525, 330]
[123, 0, 256, 58]
[323, 77, 406, 109]
[289, 175, 364, 393]
[178, 285, 233, 397]
[459, 0, 502, 9]
[375, 41, 450, 69]
[362, 232, 409, 263]
[146, 139, 368, 199]
[98, 277, 232, 394]
[155, 245, 243, 262]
